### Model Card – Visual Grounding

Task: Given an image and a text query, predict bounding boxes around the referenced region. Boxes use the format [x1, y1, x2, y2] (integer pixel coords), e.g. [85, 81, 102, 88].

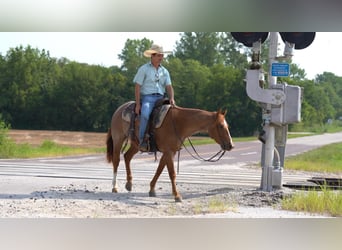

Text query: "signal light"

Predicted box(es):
[231, 32, 269, 47]
[279, 32, 315, 50]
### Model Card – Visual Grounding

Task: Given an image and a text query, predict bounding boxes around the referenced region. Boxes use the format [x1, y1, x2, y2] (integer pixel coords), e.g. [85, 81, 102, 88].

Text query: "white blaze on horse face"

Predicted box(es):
[223, 119, 228, 128]
[224, 119, 234, 145]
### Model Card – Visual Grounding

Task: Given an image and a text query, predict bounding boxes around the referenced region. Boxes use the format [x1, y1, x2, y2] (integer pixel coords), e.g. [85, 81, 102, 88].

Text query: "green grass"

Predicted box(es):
[207, 197, 237, 213]
[1, 121, 104, 158]
[0, 139, 103, 159]
[283, 142, 342, 216]
[282, 187, 342, 217]
[192, 196, 237, 215]
[290, 120, 342, 134]
[285, 142, 342, 173]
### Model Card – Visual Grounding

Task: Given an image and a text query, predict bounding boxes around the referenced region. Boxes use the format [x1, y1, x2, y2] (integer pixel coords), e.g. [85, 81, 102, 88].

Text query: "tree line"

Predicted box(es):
[0, 32, 341, 137]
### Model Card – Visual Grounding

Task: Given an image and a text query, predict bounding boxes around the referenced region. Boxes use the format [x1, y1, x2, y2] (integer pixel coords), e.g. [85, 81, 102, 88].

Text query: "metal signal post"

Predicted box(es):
[260, 32, 281, 191]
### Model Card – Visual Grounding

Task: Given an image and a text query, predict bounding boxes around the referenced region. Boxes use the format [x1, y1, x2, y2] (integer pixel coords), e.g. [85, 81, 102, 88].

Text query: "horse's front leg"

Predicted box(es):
[150, 151, 181, 202]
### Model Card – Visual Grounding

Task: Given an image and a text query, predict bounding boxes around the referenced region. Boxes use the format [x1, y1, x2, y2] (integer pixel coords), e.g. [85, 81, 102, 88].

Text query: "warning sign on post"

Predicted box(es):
[271, 63, 290, 77]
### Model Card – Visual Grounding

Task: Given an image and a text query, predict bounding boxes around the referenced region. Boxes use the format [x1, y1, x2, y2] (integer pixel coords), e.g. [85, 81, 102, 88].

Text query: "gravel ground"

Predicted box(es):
[2, 130, 332, 218]
[0, 175, 329, 218]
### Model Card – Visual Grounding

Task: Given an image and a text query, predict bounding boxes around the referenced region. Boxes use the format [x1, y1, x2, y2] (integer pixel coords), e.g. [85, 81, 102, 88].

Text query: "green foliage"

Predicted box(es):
[219, 32, 249, 69]
[1, 33, 342, 137]
[118, 38, 152, 72]
[204, 64, 259, 136]
[173, 32, 223, 66]
[0, 46, 124, 131]
[168, 58, 212, 108]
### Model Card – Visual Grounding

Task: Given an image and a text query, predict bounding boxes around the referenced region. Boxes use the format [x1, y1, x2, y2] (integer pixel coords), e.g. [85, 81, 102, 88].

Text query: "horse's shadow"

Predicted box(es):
[0, 185, 236, 207]
[180, 186, 235, 200]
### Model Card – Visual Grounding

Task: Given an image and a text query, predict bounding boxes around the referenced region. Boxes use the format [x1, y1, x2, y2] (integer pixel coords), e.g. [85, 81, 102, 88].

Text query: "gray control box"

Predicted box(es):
[271, 83, 302, 125]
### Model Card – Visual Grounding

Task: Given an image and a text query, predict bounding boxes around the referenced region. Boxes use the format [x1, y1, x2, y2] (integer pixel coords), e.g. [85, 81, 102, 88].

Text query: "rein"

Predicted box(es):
[184, 137, 226, 162]
[176, 138, 226, 173]
[170, 107, 226, 173]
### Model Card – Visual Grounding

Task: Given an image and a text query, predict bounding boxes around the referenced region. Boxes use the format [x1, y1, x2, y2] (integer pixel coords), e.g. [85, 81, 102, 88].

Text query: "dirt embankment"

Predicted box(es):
[8, 130, 107, 148]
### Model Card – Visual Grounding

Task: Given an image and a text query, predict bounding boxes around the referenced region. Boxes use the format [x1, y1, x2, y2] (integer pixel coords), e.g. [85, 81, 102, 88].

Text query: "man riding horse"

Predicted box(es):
[107, 43, 234, 202]
[133, 44, 175, 152]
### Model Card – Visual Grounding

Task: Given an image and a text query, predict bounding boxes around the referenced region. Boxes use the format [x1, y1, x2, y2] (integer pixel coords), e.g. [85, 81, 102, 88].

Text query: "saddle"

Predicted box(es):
[122, 98, 171, 152]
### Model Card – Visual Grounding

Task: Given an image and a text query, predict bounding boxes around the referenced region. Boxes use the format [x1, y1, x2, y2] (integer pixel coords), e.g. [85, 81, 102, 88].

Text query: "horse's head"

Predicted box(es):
[208, 109, 234, 151]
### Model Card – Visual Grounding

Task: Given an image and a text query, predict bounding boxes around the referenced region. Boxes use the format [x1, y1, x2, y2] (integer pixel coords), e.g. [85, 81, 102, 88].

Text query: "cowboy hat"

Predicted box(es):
[143, 44, 171, 57]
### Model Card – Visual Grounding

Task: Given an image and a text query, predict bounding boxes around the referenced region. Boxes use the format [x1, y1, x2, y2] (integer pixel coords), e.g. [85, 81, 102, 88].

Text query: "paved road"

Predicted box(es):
[1, 132, 341, 194]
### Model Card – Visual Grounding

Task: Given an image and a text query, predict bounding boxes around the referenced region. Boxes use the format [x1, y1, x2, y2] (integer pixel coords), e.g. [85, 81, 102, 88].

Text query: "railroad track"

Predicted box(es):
[0, 153, 311, 189]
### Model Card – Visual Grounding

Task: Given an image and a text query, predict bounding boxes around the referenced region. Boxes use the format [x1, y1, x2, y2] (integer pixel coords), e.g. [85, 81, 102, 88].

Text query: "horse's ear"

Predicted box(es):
[218, 109, 227, 116]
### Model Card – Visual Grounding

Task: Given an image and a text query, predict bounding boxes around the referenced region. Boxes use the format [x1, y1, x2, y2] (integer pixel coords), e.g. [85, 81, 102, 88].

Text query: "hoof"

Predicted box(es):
[149, 191, 156, 197]
[112, 188, 118, 193]
[125, 182, 132, 192]
[175, 196, 182, 202]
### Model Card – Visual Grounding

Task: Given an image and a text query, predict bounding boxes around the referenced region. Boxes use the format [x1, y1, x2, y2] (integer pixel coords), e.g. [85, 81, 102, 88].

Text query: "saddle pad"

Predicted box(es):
[121, 102, 171, 128]
[122, 101, 136, 123]
[155, 104, 171, 128]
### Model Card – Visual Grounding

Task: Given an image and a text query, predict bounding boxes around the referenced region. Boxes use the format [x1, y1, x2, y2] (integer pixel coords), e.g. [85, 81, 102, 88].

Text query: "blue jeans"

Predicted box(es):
[139, 94, 163, 144]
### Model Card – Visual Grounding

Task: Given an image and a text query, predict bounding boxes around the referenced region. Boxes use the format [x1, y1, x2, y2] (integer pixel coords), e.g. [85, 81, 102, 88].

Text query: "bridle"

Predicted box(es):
[170, 107, 227, 173]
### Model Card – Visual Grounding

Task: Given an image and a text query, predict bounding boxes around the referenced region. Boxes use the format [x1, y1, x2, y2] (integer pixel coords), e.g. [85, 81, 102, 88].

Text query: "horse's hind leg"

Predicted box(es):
[149, 155, 167, 197]
[111, 138, 124, 193]
[123, 144, 139, 192]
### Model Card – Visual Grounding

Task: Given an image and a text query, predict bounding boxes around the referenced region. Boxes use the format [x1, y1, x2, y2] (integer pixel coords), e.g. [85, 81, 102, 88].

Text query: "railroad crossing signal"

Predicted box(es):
[231, 32, 315, 191]
[231, 32, 315, 50]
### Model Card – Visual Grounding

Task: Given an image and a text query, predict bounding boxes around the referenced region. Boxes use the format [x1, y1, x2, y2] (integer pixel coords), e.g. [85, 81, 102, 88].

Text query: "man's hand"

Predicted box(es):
[135, 103, 141, 115]
[169, 98, 175, 107]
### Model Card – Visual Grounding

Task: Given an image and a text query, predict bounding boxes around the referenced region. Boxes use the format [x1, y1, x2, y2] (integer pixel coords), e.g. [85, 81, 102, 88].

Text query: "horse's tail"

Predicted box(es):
[106, 127, 113, 163]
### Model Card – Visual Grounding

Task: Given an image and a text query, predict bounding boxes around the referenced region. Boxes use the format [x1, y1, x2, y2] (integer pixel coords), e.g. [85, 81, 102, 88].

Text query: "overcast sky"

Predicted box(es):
[0, 32, 341, 80]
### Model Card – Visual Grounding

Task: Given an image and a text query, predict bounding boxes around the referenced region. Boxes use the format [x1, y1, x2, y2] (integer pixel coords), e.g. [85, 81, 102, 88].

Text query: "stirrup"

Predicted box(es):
[139, 142, 149, 152]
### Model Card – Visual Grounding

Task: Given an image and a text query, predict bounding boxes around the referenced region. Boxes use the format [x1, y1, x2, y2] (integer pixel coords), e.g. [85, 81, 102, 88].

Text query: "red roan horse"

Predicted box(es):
[106, 101, 234, 202]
